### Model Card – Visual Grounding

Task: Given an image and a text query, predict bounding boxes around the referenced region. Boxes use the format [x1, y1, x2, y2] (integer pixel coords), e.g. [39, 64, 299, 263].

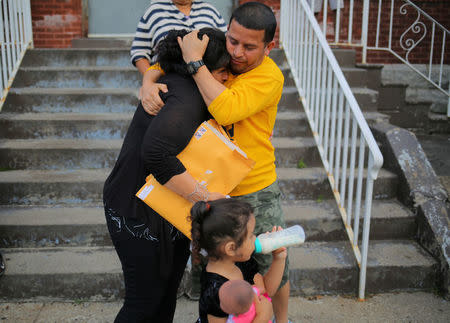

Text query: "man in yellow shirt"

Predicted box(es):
[144, 3, 290, 322]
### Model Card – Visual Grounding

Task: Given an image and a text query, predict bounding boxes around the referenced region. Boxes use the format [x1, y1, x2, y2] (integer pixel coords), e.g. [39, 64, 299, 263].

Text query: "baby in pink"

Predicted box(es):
[219, 279, 272, 323]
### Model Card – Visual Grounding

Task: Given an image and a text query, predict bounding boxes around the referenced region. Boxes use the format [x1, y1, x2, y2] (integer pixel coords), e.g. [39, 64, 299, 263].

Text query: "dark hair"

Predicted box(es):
[190, 199, 253, 263]
[155, 28, 230, 75]
[229, 2, 277, 44]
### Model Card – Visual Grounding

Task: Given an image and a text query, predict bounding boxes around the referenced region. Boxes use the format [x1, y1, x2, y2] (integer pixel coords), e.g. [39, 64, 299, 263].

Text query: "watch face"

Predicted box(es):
[187, 60, 204, 75]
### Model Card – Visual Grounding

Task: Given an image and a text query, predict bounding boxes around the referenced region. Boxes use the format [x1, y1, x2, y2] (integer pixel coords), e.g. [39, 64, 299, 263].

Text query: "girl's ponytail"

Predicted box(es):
[190, 201, 211, 264]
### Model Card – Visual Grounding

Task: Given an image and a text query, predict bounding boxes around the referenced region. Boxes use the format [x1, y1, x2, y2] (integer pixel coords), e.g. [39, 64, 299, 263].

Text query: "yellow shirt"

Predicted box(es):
[208, 56, 284, 196]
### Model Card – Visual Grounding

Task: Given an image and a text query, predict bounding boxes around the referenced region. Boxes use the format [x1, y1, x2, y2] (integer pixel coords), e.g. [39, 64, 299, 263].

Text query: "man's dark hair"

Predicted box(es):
[155, 28, 230, 76]
[229, 2, 277, 44]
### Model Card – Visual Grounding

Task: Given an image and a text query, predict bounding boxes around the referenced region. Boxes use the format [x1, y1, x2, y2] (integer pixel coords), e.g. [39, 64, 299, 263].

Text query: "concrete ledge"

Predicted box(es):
[371, 122, 450, 297]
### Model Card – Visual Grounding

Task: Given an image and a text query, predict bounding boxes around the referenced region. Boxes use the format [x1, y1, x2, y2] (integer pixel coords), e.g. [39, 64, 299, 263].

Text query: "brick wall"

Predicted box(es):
[31, 0, 83, 48]
[243, 0, 449, 64]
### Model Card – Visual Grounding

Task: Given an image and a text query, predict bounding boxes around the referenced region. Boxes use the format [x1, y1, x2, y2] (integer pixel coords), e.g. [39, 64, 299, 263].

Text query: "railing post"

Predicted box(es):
[361, 0, 370, 64]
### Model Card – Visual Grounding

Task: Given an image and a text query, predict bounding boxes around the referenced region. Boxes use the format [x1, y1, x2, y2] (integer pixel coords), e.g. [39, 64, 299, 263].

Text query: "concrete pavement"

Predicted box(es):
[1, 292, 449, 322]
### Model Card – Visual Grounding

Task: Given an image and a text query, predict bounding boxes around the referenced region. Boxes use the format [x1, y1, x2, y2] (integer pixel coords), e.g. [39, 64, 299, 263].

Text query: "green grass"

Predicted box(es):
[297, 159, 307, 169]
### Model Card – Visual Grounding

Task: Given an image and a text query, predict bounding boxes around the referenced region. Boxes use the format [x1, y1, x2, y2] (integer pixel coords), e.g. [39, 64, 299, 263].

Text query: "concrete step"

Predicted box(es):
[2, 88, 139, 114]
[0, 137, 313, 169]
[0, 246, 123, 300]
[0, 200, 415, 248]
[0, 206, 108, 248]
[0, 168, 397, 206]
[13, 68, 141, 89]
[72, 38, 132, 49]
[277, 167, 397, 200]
[20, 49, 131, 67]
[283, 199, 416, 242]
[341, 67, 370, 87]
[0, 135, 382, 170]
[288, 240, 437, 295]
[352, 87, 379, 111]
[279, 86, 379, 112]
[0, 113, 133, 140]
[0, 239, 437, 299]
[0, 137, 319, 170]
[332, 48, 356, 68]
[0, 111, 388, 140]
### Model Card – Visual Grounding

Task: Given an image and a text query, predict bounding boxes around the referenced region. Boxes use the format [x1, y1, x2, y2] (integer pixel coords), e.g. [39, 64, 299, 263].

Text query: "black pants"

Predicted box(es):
[105, 209, 191, 323]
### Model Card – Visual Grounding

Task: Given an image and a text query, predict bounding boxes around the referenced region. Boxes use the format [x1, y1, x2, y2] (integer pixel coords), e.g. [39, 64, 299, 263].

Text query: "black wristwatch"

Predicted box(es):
[186, 60, 205, 75]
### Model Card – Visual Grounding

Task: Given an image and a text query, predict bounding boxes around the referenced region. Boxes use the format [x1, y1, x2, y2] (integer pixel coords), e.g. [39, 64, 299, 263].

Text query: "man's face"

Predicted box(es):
[226, 19, 274, 74]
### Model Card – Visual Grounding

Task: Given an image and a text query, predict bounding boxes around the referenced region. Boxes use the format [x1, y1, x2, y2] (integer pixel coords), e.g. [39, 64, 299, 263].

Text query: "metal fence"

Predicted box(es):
[315, 0, 449, 117]
[280, 0, 384, 300]
[1, 0, 33, 110]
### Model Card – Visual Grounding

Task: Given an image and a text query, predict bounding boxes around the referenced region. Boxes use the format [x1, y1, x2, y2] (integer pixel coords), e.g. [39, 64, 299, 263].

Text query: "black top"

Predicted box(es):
[198, 259, 259, 323]
[103, 72, 211, 239]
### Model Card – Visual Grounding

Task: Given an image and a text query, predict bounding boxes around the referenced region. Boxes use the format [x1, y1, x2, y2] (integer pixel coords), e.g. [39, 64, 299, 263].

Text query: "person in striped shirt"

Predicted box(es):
[131, 0, 227, 110]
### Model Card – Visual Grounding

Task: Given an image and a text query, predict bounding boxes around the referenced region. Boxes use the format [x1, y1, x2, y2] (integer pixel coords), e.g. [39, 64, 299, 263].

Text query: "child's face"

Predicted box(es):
[234, 214, 256, 262]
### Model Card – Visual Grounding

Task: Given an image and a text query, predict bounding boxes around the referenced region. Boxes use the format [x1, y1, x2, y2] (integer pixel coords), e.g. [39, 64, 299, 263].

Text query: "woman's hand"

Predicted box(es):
[140, 68, 167, 115]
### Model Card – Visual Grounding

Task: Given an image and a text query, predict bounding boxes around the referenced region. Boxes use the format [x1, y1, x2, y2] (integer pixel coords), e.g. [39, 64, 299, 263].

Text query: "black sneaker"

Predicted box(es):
[0, 252, 5, 276]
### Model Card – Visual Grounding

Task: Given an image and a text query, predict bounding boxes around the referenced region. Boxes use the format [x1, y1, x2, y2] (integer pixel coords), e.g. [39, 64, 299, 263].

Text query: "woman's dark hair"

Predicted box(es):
[190, 199, 253, 263]
[155, 28, 230, 75]
[230, 2, 277, 44]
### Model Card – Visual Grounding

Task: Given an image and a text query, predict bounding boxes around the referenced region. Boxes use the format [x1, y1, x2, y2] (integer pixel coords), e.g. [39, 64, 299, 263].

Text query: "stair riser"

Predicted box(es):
[279, 88, 378, 112]
[0, 273, 124, 300]
[0, 182, 104, 205]
[0, 149, 119, 170]
[2, 93, 138, 114]
[0, 215, 416, 248]
[0, 118, 306, 139]
[0, 224, 111, 248]
[0, 175, 397, 206]
[279, 176, 398, 200]
[289, 265, 437, 296]
[0, 145, 326, 170]
[21, 50, 130, 67]
[0, 263, 434, 300]
[0, 119, 131, 140]
[13, 70, 141, 88]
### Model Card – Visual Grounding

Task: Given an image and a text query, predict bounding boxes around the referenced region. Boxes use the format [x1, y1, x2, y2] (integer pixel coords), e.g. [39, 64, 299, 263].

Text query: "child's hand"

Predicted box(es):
[253, 273, 266, 294]
[253, 292, 273, 323]
[270, 226, 288, 260]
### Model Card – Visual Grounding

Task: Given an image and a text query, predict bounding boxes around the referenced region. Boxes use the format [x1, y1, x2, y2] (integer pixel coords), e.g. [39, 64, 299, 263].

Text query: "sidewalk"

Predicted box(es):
[1, 292, 449, 322]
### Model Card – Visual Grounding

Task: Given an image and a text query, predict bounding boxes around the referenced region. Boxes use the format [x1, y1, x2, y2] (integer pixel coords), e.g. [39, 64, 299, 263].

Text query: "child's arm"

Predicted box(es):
[262, 227, 288, 296]
[207, 315, 228, 323]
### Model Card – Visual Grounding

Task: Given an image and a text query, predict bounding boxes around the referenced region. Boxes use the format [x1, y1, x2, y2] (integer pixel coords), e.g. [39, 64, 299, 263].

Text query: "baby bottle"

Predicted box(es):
[254, 225, 305, 254]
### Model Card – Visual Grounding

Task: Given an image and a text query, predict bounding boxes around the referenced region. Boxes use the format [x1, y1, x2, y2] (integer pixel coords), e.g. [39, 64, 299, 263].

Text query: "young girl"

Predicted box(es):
[190, 199, 287, 323]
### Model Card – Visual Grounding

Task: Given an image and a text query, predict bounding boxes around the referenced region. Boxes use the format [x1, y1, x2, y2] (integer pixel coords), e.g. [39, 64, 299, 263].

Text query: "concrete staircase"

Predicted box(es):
[0, 48, 438, 300]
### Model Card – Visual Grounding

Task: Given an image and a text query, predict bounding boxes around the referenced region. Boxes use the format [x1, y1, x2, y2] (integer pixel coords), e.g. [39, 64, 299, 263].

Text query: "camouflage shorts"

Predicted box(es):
[235, 180, 290, 288]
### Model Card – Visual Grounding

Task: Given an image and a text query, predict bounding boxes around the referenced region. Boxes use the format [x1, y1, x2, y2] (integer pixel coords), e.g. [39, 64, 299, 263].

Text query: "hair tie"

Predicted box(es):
[205, 202, 210, 211]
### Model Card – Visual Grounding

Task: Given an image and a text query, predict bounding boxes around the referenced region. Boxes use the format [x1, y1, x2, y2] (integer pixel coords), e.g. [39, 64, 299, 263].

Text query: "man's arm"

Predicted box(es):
[177, 30, 227, 106]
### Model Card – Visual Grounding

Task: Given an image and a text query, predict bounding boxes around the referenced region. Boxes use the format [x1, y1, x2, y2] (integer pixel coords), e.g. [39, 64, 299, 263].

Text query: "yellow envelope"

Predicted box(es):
[136, 119, 255, 239]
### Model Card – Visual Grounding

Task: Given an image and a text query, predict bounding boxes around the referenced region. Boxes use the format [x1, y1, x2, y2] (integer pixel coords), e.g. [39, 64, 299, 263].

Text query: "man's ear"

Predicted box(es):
[264, 40, 275, 56]
[224, 240, 237, 256]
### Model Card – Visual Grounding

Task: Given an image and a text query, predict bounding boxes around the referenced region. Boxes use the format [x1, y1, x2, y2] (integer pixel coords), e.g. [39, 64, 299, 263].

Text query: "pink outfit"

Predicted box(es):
[226, 287, 272, 323]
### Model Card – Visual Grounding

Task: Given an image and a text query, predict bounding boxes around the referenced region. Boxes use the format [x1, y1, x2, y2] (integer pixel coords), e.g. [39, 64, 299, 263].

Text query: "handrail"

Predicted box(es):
[280, 0, 384, 300]
[0, 0, 33, 111]
[318, 0, 449, 117]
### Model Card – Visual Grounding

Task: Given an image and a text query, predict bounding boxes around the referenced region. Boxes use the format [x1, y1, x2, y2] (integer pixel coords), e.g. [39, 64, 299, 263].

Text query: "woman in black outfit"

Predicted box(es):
[103, 28, 230, 323]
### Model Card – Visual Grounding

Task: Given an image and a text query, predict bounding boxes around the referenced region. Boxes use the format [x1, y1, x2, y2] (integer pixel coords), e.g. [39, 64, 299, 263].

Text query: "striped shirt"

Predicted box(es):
[130, 0, 227, 66]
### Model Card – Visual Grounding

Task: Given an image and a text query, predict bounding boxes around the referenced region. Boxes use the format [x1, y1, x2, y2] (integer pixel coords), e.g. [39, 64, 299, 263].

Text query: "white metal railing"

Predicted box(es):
[0, 0, 33, 110]
[280, 0, 384, 300]
[315, 0, 450, 117]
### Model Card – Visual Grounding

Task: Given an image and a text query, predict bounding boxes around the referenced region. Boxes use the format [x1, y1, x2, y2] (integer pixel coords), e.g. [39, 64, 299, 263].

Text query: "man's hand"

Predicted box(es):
[177, 30, 209, 63]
